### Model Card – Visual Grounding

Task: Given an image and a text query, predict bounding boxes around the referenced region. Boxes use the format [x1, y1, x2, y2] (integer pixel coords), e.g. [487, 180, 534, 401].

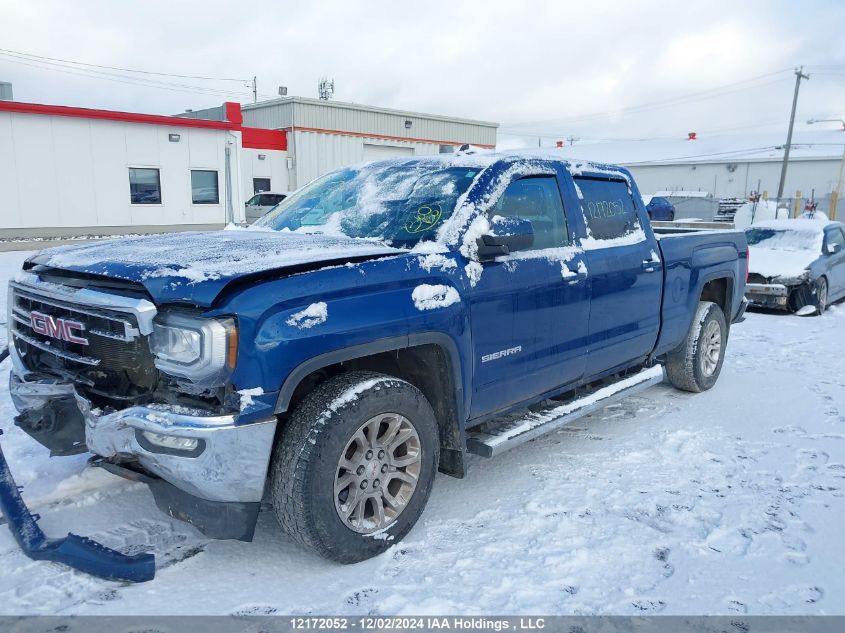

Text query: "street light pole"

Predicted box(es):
[807, 118, 845, 220]
[776, 67, 810, 206]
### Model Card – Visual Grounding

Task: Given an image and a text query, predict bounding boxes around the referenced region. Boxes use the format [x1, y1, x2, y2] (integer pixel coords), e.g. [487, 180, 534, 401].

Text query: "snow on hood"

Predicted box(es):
[31, 230, 403, 305]
[747, 247, 817, 281]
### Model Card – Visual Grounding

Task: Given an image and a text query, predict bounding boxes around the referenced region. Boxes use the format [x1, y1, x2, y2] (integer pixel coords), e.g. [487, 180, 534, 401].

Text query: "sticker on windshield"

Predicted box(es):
[405, 204, 442, 234]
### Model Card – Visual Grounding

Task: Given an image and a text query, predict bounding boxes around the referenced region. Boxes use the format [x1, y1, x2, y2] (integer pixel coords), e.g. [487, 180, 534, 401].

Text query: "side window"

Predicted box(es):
[491, 175, 568, 250]
[575, 176, 642, 240]
[826, 227, 845, 252]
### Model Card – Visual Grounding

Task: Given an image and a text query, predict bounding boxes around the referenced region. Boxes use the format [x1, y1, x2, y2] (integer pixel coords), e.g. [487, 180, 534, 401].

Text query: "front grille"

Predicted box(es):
[747, 273, 770, 285]
[10, 284, 158, 396]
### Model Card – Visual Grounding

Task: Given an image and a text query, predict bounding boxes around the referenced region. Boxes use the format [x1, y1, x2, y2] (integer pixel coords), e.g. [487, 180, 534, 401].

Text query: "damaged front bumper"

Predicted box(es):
[744, 282, 790, 309]
[9, 365, 277, 541]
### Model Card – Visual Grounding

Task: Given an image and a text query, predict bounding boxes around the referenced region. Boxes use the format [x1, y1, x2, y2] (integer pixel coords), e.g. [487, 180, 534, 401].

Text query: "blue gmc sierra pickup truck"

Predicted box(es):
[4, 152, 748, 571]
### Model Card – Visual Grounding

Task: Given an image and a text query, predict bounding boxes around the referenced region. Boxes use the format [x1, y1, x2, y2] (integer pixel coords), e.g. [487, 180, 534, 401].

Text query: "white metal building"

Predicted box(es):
[0, 95, 498, 241]
[553, 130, 845, 212]
[0, 100, 287, 239]
[234, 96, 498, 191]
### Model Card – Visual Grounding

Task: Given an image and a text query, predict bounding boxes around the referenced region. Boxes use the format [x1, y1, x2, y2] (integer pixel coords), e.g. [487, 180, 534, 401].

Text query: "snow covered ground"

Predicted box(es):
[1, 249, 844, 616]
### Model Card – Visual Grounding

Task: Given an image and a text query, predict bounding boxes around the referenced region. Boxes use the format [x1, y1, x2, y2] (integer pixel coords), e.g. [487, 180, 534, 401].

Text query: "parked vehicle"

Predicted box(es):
[646, 195, 675, 221]
[4, 153, 747, 570]
[245, 191, 288, 223]
[744, 219, 845, 315]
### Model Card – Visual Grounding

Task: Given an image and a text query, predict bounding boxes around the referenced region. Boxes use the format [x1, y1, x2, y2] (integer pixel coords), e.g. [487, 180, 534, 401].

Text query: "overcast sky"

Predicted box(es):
[2, 0, 844, 147]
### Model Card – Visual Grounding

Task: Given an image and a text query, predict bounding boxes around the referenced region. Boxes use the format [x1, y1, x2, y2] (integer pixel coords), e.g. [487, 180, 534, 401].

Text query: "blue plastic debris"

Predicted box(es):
[0, 427, 155, 583]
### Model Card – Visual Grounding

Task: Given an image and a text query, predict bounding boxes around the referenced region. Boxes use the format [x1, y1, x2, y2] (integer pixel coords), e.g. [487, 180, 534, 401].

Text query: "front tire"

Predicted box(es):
[665, 301, 728, 393]
[814, 277, 828, 315]
[270, 371, 439, 563]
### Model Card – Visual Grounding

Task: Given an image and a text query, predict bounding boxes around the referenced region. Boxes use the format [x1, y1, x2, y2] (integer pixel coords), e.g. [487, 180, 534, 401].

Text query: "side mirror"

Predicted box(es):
[826, 243, 842, 255]
[476, 216, 534, 260]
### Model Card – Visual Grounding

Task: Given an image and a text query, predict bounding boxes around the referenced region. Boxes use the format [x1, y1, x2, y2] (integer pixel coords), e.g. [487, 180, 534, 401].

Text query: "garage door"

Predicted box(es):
[362, 143, 414, 161]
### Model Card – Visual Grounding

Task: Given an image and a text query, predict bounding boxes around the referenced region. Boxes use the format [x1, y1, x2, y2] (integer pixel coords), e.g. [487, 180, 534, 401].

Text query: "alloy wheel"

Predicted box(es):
[334, 413, 421, 534]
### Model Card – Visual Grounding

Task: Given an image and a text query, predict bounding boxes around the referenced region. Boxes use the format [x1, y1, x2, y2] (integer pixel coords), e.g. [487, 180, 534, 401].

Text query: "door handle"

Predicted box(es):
[642, 260, 659, 272]
[566, 270, 588, 285]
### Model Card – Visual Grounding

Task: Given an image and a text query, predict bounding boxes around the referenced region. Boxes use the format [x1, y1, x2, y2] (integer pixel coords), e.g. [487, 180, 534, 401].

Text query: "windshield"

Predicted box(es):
[256, 162, 480, 248]
[745, 227, 822, 252]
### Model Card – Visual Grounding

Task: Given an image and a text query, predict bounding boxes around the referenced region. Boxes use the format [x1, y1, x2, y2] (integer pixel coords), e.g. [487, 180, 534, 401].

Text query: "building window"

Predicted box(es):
[129, 168, 162, 204]
[253, 177, 271, 194]
[191, 170, 219, 204]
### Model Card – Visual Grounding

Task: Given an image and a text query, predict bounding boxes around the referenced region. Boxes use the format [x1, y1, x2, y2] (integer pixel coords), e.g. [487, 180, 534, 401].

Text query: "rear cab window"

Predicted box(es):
[574, 176, 644, 242]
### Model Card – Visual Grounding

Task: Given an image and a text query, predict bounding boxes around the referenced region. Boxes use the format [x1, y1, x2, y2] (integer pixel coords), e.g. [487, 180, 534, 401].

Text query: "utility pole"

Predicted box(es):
[776, 66, 809, 202]
[252, 76, 257, 103]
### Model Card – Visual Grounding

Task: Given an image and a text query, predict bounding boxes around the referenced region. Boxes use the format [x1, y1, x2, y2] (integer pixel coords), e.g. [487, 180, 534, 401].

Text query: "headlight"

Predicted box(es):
[150, 312, 237, 384]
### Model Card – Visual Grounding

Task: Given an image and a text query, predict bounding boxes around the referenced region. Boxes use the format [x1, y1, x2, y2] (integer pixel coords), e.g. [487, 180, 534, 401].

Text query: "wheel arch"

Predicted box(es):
[699, 274, 734, 319]
[274, 333, 468, 478]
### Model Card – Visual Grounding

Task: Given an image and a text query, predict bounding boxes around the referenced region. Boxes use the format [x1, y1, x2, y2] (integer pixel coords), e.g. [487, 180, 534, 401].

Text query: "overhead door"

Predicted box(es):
[362, 143, 414, 161]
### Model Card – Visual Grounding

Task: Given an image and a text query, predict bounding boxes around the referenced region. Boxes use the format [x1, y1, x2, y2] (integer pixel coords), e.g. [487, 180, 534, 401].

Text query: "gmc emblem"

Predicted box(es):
[30, 311, 89, 346]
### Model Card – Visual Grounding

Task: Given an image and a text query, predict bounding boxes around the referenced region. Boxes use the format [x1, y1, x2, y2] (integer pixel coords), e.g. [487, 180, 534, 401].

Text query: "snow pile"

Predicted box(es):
[286, 302, 328, 329]
[411, 284, 461, 311]
[237, 387, 264, 412]
[418, 253, 457, 272]
[733, 201, 788, 229]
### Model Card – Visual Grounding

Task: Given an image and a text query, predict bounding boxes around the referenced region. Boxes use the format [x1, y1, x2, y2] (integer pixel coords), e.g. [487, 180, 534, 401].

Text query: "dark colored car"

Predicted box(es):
[646, 196, 675, 221]
[745, 219, 845, 315]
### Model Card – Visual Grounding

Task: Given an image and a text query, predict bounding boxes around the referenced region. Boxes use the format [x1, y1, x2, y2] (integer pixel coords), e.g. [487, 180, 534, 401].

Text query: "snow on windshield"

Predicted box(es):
[745, 226, 823, 252]
[256, 160, 484, 248]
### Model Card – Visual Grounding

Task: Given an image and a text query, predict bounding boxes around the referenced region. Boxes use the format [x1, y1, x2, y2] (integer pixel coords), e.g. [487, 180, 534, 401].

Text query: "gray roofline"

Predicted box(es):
[241, 96, 499, 129]
[623, 155, 842, 167]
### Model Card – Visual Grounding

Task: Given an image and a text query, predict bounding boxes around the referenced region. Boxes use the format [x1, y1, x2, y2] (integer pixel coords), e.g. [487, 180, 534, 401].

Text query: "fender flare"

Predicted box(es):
[274, 332, 467, 425]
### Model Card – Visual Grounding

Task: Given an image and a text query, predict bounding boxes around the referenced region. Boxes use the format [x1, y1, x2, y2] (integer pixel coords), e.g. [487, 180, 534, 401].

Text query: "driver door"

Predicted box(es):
[465, 167, 590, 420]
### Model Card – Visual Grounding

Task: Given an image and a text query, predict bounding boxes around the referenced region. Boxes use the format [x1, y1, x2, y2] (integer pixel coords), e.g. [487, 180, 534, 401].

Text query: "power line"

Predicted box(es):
[0, 53, 254, 99]
[502, 69, 793, 132]
[0, 47, 249, 82]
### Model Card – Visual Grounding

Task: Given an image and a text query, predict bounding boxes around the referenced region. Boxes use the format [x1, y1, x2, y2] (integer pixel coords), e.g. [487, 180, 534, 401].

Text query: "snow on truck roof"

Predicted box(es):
[366, 151, 631, 177]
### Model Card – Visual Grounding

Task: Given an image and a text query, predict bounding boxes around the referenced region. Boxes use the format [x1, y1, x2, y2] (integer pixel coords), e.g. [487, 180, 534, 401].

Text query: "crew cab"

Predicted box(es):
[5, 153, 748, 565]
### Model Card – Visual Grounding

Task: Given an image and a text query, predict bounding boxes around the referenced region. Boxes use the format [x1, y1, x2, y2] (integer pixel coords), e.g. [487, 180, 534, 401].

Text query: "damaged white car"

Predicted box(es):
[744, 219, 845, 315]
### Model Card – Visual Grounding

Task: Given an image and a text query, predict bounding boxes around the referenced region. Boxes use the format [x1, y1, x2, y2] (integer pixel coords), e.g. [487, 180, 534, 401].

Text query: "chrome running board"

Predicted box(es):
[465, 365, 665, 458]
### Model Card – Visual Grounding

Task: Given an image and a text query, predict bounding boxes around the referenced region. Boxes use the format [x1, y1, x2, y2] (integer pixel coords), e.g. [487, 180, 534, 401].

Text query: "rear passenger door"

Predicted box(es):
[824, 226, 845, 297]
[574, 174, 663, 377]
[467, 169, 590, 419]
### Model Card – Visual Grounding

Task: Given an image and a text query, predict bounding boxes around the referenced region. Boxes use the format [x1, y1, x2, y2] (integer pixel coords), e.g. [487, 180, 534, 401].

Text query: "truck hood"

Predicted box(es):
[30, 229, 404, 306]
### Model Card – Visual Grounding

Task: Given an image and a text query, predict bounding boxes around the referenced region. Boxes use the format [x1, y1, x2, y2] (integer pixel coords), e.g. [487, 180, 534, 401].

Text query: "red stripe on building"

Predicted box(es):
[242, 127, 288, 151]
[0, 100, 241, 131]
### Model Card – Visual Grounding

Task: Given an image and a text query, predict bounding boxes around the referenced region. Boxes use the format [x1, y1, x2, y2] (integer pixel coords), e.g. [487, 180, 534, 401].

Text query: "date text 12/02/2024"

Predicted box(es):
[289, 617, 547, 630]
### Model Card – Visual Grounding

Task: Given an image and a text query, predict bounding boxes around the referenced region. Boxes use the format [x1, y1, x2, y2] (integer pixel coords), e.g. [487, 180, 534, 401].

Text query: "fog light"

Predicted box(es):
[141, 431, 199, 452]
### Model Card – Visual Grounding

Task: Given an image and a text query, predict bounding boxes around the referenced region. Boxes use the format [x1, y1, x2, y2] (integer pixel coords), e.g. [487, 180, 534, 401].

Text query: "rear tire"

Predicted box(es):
[665, 301, 727, 393]
[270, 371, 439, 563]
